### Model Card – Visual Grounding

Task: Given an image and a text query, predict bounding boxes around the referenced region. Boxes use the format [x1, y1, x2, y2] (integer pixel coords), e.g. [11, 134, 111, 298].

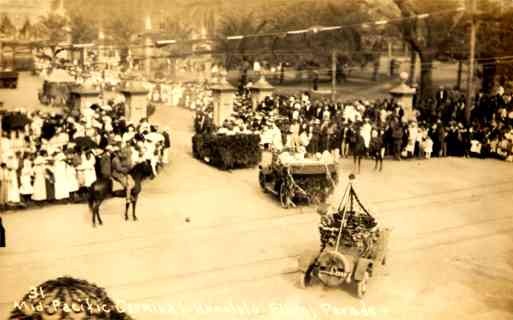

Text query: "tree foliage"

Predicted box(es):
[215, 0, 377, 68]
[391, 0, 465, 98]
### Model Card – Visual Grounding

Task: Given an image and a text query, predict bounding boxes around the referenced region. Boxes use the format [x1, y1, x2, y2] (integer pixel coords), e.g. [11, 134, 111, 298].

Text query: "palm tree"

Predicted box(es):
[0, 15, 17, 39]
[178, 0, 224, 38]
[216, 11, 271, 69]
[19, 18, 33, 40]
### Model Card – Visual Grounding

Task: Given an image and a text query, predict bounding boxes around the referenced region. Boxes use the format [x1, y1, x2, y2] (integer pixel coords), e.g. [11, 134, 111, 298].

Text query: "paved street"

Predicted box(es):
[0, 74, 513, 319]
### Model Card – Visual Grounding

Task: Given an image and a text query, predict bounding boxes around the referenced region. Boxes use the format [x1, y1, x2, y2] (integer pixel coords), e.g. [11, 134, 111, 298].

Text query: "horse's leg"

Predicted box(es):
[96, 204, 103, 225]
[89, 198, 96, 227]
[92, 205, 96, 227]
[132, 196, 138, 221]
[125, 201, 130, 221]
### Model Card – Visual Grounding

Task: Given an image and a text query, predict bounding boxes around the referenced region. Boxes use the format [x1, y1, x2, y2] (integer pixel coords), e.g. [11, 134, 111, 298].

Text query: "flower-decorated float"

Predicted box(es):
[192, 74, 262, 170]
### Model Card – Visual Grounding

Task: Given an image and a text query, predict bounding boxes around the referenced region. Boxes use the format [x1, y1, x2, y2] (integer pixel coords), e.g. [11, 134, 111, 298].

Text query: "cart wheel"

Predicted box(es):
[299, 272, 308, 288]
[356, 271, 369, 298]
[279, 183, 289, 209]
[382, 256, 386, 266]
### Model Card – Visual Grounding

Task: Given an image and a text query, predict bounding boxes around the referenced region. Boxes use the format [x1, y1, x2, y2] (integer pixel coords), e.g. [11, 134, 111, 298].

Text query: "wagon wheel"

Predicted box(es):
[382, 255, 386, 266]
[279, 182, 290, 209]
[299, 271, 311, 289]
[356, 271, 369, 298]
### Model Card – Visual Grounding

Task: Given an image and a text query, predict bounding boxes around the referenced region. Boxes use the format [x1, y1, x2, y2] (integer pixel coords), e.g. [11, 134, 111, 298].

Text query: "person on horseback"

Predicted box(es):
[111, 144, 135, 202]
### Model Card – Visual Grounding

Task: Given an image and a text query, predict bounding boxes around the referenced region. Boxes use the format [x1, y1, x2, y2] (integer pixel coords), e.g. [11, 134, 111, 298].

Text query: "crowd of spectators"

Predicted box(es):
[194, 85, 513, 170]
[0, 102, 171, 210]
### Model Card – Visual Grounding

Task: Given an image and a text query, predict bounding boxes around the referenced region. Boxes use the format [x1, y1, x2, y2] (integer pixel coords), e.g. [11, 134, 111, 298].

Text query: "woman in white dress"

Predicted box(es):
[52, 152, 70, 201]
[31, 152, 47, 202]
[405, 123, 418, 158]
[19, 154, 34, 203]
[6, 153, 21, 204]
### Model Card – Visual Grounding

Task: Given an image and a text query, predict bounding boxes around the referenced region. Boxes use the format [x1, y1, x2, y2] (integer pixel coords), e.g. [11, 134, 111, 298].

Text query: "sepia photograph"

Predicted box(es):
[0, 0, 512, 319]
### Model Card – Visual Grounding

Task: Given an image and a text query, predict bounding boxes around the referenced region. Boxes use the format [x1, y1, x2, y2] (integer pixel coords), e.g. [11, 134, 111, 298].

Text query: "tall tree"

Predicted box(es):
[32, 14, 70, 58]
[391, 0, 465, 98]
[69, 13, 98, 44]
[18, 18, 32, 40]
[216, 12, 270, 68]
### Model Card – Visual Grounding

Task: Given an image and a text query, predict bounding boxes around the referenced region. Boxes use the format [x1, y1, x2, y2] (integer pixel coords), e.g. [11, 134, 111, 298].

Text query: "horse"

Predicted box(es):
[88, 161, 153, 227]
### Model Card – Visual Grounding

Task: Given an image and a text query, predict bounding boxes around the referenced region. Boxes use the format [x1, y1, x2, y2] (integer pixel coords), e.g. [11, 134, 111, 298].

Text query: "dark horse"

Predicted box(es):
[88, 161, 153, 227]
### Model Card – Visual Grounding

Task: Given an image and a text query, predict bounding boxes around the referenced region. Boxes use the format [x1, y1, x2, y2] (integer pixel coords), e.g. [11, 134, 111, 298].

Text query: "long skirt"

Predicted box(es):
[7, 172, 20, 203]
[19, 175, 33, 195]
[66, 166, 80, 193]
[31, 173, 47, 201]
[54, 170, 70, 200]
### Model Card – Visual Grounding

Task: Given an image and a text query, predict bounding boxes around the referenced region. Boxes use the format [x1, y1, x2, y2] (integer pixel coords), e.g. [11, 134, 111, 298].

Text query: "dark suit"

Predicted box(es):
[0, 218, 6, 247]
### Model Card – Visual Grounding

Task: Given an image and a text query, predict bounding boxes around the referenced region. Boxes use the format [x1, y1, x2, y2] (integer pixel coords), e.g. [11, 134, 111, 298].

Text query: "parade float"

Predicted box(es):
[259, 150, 338, 208]
[298, 175, 390, 298]
[192, 73, 262, 170]
[192, 131, 262, 170]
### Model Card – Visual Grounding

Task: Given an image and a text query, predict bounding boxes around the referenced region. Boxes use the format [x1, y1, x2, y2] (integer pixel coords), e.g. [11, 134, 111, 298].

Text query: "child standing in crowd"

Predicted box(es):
[423, 136, 434, 159]
[19, 154, 34, 204]
[369, 128, 385, 171]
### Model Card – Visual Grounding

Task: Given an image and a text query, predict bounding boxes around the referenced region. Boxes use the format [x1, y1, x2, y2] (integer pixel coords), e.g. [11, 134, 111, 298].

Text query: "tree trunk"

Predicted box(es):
[419, 54, 435, 99]
[481, 60, 496, 94]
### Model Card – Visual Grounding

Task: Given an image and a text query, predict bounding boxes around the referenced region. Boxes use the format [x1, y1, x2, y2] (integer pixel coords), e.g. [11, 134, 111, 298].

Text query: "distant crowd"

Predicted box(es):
[193, 85, 513, 169]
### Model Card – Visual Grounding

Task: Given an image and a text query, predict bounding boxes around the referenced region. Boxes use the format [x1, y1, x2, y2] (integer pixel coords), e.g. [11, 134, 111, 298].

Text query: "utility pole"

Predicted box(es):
[456, 60, 463, 90]
[465, 0, 477, 124]
[409, 18, 419, 86]
[331, 49, 337, 101]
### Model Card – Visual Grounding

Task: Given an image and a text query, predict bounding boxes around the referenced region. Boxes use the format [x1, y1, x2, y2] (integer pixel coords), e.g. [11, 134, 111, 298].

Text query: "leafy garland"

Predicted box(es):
[192, 133, 262, 170]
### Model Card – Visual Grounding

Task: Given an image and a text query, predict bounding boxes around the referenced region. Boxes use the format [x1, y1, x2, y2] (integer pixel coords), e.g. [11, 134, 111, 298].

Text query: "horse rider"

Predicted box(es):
[111, 144, 135, 202]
